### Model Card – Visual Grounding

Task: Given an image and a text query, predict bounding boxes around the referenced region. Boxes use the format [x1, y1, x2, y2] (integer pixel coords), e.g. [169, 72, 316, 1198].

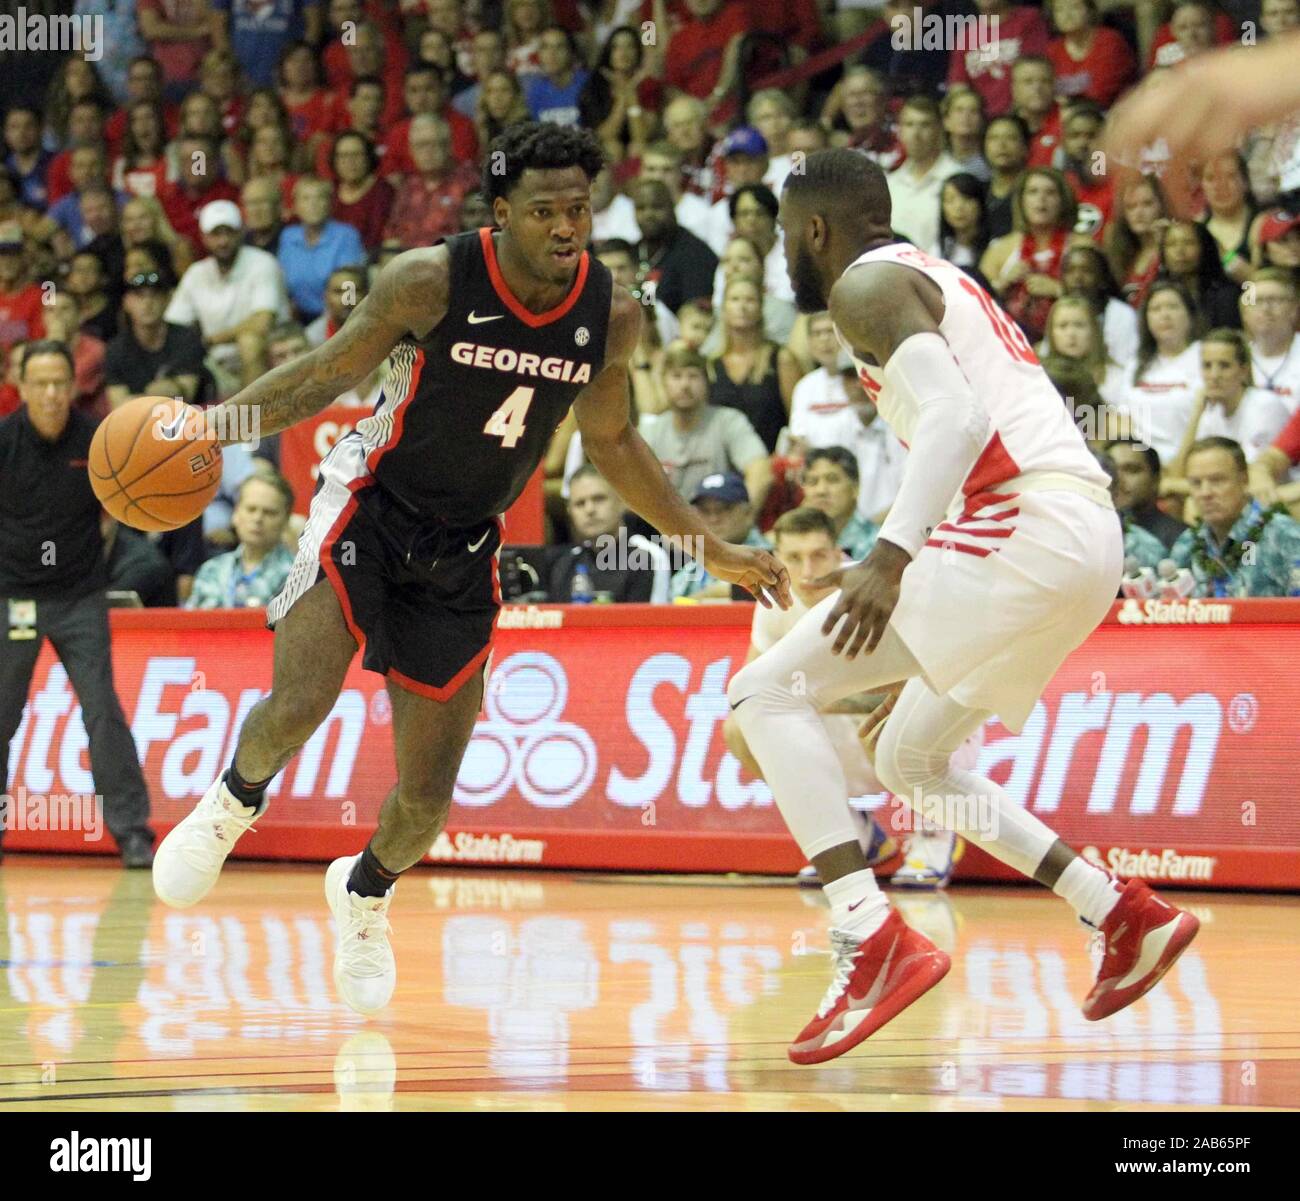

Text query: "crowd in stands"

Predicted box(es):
[5, 0, 1300, 608]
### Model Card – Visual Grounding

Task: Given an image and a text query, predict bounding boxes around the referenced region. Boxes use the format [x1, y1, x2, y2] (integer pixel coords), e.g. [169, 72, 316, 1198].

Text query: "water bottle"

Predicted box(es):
[1156, 558, 1197, 600]
[570, 560, 594, 603]
[1120, 555, 1158, 599]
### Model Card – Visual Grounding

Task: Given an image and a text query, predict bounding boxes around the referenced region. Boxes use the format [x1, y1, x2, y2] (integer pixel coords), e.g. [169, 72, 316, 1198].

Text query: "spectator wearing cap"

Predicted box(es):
[947, 0, 1050, 118]
[524, 26, 589, 127]
[106, 269, 208, 408]
[0, 225, 45, 356]
[0, 340, 155, 867]
[1252, 207, 1300, 273]
[1241, 268, 1300, 413]
[800, 447, 880, 562]
[187, 472, 297, 609]
[277, 178, 364, 323]
[166, 198, 289, 393]
[382, 115, 481, 249]
[1171, 437, 1300, 596]
[3, 106, 54, 210]
[632, 178, 718, 315]
[887, 97, 962, 257]
[703, 128, 769, 256]
[1106, 438, 1189, 551]
[543, 465, 671, 603]
[158, 133, 241, 255]
[639, 343, 772, 511]
[669, 472, 769, 600]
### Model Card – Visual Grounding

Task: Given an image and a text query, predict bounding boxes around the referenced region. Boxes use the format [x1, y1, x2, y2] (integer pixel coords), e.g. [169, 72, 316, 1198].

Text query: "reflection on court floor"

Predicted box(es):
[0, 860, 1295, 1111]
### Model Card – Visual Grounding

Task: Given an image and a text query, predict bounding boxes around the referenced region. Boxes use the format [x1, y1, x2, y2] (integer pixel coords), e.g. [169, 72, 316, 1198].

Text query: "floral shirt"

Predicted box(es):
[187, 544, 295, 610]
[671, 527, 770, 599]
[1169, 501, 1300, 597]
[840, 513, 880, 562]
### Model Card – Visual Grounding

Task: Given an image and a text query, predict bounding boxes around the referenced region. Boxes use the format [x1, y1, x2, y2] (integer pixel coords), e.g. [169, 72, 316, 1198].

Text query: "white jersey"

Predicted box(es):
[833, 243, 1111, 510]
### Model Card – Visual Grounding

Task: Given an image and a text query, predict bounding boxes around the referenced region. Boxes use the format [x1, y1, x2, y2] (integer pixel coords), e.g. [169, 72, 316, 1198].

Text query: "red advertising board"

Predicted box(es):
[4, 602, 1299, 889]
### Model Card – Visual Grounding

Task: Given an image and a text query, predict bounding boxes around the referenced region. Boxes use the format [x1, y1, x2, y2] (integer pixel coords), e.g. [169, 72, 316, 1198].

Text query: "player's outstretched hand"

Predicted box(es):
[812, 540, 910, 657]
[705, 542, 792, 609]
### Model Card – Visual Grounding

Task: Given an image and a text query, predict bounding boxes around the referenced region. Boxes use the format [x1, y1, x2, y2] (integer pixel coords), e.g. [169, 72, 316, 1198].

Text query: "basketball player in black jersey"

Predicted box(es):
[152, 124, 790, 1014]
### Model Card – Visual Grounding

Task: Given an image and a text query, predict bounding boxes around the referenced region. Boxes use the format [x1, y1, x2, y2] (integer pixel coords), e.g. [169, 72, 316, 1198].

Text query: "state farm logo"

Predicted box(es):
[1081, 844, 1216, 882]
[1117, 597, 1232, 625]
[455, 652, 596, 808]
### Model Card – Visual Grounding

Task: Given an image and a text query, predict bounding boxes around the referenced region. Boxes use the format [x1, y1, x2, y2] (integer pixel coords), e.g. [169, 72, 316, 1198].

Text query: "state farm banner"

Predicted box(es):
[4, 604, 1299, 889]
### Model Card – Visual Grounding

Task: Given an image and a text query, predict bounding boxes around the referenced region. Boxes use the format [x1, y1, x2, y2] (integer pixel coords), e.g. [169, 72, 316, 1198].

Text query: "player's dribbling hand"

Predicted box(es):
[813, 540, 910, 657]
[705, 543, 792, 609]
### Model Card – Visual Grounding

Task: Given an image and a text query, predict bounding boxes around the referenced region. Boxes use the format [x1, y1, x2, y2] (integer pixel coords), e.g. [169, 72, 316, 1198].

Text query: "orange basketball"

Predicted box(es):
[89, 397, 223, 532]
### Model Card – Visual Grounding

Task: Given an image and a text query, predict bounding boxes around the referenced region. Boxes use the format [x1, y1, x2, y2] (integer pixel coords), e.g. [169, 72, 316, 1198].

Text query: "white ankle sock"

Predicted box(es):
[823, 869, 890, 935]
[1053, 857, 1123, 928]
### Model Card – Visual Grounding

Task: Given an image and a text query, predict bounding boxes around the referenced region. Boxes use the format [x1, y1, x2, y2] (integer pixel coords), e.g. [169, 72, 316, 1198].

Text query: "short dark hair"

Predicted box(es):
[1107, 437, 1163, 477]
[805, 445, 860, 484]
[482, 121, 606, 205]
[20, 340, 74, 378]
[595, 237, 636, 261]
[332, 129, 378, 175]
[782, 147, 891, 225]
[773, 505, 837, 543]
[729, 182, 779, 222]
[1187, 436, 1248, 475]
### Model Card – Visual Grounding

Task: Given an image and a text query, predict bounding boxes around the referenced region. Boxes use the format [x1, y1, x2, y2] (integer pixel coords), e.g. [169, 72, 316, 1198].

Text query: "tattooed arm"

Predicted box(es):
[210, 247, 450, 446]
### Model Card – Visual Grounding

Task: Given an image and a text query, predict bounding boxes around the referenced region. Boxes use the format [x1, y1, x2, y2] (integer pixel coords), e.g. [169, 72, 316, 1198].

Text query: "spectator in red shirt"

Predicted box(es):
[278, 41, 345, 166]
[42, 291, 107, 420]
[328, 19, 409, 131]
[0, 226, 44, 355]
[323, 0, 410, 93]
[1012, 57, 1063, 169]
[137, 0, 220, 99]
[113, 102, 171, 201]
[159, 133, 241, 253]
[424, 0, 478, 79]
[381, 66, 481, 178]
[828, 67, 904, 172]
[1060, 101, 1114, 240]
[948, 0, 1050, 117]
[246, 124, 301, 214]
[315, 77, 391, 177]
[383, 114, 480, 247]
[46, 100, 110, 206]
[105, 58, 181, 157]
[505, 0, 550, 77]
[1047, 0, 1137, 108]
[330, 131, 395, 252]
[170, 90, 243, 189]
[1148, 0, 1235, 70]
[664, 0, 748, 108]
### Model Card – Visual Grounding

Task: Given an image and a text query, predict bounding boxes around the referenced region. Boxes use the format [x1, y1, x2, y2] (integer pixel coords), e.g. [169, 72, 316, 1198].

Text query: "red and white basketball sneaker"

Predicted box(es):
[789, 909, 950, 1065]
[1081, 878, 1200, 1021]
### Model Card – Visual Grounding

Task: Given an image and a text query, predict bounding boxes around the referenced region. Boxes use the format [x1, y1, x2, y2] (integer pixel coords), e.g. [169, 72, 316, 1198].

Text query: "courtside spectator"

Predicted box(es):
[663, 0, 747, 106]
[1092, 447, 1167, 572]
[188, 472, 297, 609]
[544, 465, 672, 602]
[636, 140, 714, 234]
[941, 88, 990, 182]
[41, 292, 106, 420]
[138, 0, 219, 99]
[1171, 437, 1300, 595]
[660, 94, 715, 198]
[159, 133, 241, 254]
[1061, 242, 1140, 367]
[669, 472, 769, 599]
[828, 67, 903, 169]
[453, 31, 509, 121]
[1242, 268, 1300, 412]
[800, 447, 880, 561]
[62, 251, 118, 343]
[1107, 438, 1190, 550]
[1106, 173, 1168, 308]
[1059, 101, 1113, 239]
[1011, 57, 1063, 168]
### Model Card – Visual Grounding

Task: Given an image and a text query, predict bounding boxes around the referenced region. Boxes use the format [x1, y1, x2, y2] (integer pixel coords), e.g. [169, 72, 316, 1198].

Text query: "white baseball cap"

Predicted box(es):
[199, 199, 243, 235]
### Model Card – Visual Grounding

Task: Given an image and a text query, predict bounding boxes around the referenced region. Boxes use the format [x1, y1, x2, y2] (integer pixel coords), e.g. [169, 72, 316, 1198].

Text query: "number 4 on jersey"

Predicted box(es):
[483, 385, 535, 448]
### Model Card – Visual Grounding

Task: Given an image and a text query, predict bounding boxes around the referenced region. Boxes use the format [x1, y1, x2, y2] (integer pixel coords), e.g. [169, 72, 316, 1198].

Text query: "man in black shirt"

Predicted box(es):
[631, 178, 718, 315]
[105, 271, 208, 408]
[0, 341, 154, 866]
[1107, 439, 1190, 551]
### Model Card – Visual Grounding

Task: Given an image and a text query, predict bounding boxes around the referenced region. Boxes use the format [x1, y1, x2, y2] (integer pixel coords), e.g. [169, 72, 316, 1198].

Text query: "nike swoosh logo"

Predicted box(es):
[156, 411, 186, 440]
[467, 529, 491, 553]
[467, 312, 503, 324]
[847, 897, 867, 912]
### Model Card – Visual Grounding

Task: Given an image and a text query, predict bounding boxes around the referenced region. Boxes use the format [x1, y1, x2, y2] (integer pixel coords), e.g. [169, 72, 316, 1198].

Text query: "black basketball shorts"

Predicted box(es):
[267, 436, 502, 700]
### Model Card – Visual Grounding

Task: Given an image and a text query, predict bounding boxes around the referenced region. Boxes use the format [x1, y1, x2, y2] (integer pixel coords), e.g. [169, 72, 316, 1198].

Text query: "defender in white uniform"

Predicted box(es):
[729, 149, 1200, 1065]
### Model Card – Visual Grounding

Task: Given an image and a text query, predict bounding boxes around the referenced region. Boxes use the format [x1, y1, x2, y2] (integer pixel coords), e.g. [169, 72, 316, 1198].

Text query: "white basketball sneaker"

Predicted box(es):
[153, 774, 264, 908]
[325, 854, 396, 1016]
[891, 828, 963, 890]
